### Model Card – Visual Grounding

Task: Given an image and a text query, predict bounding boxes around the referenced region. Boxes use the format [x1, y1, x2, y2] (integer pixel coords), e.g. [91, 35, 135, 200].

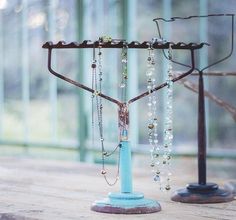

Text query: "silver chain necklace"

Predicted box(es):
[91, 38, 121, 186]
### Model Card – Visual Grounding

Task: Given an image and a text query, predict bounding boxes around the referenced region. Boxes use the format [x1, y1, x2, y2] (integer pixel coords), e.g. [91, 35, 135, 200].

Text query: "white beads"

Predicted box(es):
[146, 47, 163, 188]
[147, 44, 174, 192]
[154, 175, 160, 182]
[120, 83, 125, 88]
[120, 46, 128, 102]
[162, 44, 173, 192]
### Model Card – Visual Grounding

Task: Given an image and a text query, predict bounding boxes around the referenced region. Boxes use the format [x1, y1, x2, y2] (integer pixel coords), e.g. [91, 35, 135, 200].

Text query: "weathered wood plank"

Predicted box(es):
[0, 157, 235, 220]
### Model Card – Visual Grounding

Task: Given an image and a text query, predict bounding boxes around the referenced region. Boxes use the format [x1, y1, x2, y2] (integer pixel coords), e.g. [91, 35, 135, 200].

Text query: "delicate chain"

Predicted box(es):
[91, 45, 96, 148]
[162, 44, 173, 191]
[103, 143, 121, 186]
[91, 39, 121, 186]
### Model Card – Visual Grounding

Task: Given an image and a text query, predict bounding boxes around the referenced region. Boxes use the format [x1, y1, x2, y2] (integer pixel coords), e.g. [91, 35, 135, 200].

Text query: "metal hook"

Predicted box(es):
[153, 14, 235, 73]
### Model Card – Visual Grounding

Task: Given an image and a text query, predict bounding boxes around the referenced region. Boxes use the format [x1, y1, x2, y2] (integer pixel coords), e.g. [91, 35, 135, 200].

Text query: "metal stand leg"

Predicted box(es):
[91, 141, 161, 214]
[171, 72, 234, 203]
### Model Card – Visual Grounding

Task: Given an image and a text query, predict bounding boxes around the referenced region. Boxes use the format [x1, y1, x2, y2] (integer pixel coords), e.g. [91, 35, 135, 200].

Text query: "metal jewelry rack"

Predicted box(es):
[154, 14, 235, 204]
[43, 39, 205, 214]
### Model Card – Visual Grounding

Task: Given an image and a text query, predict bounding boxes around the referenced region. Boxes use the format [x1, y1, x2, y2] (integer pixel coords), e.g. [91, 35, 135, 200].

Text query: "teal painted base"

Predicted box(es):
[91, 192, 161, 214]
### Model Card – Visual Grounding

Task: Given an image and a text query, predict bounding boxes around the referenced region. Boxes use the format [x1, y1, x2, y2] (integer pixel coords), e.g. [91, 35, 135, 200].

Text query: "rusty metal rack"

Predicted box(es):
[43, 38, 207, 214]
[42, 40, 207, 50]
[42, 40, 207, 107]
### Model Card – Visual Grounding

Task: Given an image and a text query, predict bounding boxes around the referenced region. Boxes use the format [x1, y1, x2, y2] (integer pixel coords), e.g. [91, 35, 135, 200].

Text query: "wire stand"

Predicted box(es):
[43, 40, 204, 213]
[171, 70, 234, 203]
[153, 14, 235, 203]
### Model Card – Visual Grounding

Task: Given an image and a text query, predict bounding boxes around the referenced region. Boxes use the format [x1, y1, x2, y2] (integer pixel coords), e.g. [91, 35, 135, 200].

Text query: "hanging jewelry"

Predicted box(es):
[146, 44, 161, 184]
[120, 43, 128, 102]
[162, 43, 173, 191]
[91, 44, 97, 148]
[91, 38, 121, 186]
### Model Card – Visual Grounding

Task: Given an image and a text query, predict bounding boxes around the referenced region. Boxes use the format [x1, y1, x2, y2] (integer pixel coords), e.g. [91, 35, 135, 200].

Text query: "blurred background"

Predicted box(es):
[0, 0, 235, 162]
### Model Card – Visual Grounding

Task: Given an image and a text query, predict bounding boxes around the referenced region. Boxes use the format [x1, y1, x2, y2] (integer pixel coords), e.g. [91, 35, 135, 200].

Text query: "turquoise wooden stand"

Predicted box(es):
[91, 141, 161, 214]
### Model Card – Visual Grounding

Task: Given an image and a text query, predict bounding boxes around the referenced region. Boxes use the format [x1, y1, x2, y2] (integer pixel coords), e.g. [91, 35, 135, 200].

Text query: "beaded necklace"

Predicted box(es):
[147, 43, 173, 191]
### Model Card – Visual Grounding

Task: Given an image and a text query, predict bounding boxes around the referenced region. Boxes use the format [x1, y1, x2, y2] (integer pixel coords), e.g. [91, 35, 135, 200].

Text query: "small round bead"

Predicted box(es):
[101, 170, 107, 175]
[146, 71, 153, 77]
[147, 112, 152, 117]
[165, 185, 171, 191]
[153, 153, 159, 158]
[148, 123, 154, 129]
[122, 59, 127, 63]
[94, 91, 100, 96]
[91, 63, 96, 68]
[154, 175, 160, 182]
[150, 162, 155, 167]
[120, 84, 125, 88]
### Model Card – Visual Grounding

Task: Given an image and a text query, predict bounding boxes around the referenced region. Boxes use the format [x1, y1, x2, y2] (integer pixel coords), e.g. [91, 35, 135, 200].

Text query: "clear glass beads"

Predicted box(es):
[147, 44, 174, 192]
[146, 47, 162, 188]
[162, 44, 173, 191]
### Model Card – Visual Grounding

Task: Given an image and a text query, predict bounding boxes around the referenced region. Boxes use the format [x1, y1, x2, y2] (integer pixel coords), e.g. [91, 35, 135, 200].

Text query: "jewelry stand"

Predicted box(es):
[43, 40, 204, 213]
[152, 14, 235, 204]
[171, 70, 234, 203]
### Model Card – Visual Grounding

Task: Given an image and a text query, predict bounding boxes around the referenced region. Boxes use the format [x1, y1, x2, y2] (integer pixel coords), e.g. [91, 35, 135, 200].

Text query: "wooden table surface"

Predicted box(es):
[0, 156, 235, 220]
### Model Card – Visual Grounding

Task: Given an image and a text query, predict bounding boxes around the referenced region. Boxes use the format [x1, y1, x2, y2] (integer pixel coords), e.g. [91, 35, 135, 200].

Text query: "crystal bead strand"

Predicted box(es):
[162, 44, 173, 191]
[146, 46, 161, 184]
[120, 45, 128, 102]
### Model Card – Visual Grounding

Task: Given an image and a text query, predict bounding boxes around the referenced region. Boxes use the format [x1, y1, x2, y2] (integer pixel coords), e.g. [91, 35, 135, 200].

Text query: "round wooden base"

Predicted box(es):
[91, 192, 161, 214]
[171, 183, 234, 204]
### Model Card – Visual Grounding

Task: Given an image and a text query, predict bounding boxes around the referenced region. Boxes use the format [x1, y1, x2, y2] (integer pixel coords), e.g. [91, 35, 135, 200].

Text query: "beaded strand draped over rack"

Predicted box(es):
[91, 39, 121, 186]
[162, 44, 173, 191]
[146, 46, 160, 183]
[146, 43, 173, 191]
